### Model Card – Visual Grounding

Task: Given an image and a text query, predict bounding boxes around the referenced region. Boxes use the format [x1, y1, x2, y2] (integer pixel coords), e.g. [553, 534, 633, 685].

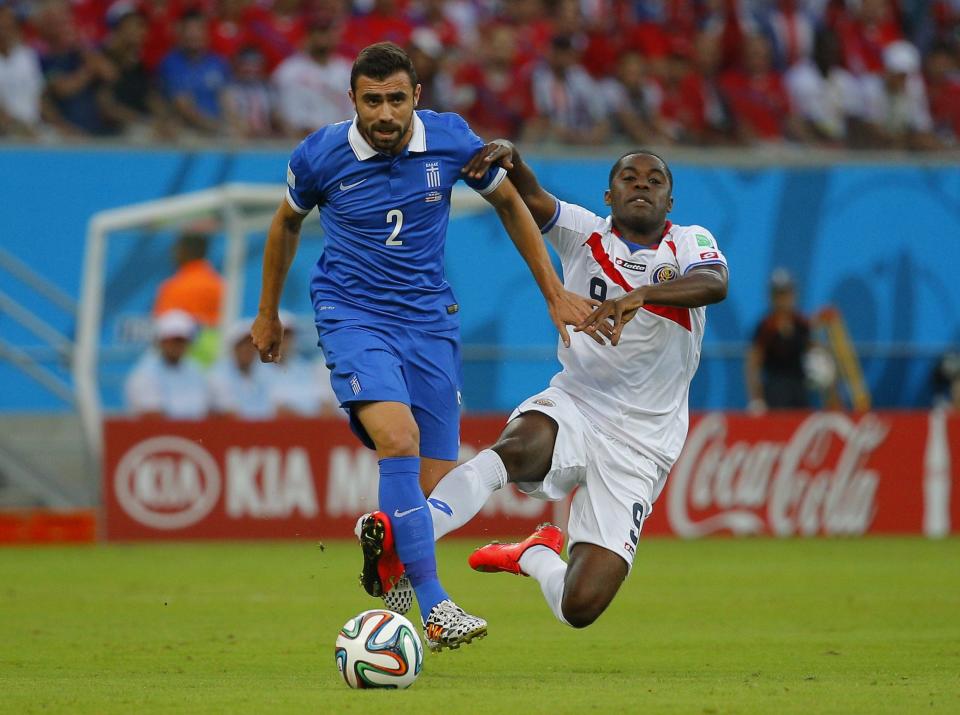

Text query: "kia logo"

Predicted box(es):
[114, 436, 221, 529]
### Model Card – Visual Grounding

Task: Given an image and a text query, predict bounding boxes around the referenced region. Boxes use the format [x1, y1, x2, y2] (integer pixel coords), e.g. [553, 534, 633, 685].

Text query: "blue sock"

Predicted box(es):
[378, 456, 449, 619]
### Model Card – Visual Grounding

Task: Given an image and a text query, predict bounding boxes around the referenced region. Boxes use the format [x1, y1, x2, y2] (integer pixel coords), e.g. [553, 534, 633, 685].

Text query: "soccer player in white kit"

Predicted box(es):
[415, 142, 728, 630]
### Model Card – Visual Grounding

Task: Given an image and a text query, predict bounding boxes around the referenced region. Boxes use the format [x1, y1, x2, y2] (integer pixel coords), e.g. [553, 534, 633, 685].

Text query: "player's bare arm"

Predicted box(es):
[482, 177, 596, 347]
[463, 140, 557, 228]
[578, 265, 728, 346]
[252, 198, 306, 362]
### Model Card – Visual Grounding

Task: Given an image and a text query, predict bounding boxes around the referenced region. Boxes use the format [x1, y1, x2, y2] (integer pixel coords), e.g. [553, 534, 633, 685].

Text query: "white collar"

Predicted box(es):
[347, 111, 426, 161]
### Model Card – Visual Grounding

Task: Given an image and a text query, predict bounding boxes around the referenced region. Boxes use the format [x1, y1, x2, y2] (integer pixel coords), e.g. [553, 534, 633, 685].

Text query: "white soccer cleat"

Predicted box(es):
[423, 599, 487, 653]
[382, 573, 414, 616]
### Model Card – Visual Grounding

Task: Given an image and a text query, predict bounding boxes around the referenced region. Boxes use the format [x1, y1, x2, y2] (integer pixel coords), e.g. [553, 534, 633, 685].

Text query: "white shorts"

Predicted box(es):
[510, 386, 668, 570]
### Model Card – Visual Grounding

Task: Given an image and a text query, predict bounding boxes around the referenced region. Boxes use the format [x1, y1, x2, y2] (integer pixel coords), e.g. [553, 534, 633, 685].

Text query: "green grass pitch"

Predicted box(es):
[1, 537, 958, 714]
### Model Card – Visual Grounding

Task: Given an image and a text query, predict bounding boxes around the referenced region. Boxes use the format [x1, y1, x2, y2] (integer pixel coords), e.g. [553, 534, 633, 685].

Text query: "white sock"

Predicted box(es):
[518, 545, 570, 626]
[427, 449, 507, 540]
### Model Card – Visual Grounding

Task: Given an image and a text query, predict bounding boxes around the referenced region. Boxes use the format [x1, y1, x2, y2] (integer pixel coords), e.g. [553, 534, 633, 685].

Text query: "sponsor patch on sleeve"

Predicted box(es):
[699, 251, 719, 259]
[696, 233, 714, 248]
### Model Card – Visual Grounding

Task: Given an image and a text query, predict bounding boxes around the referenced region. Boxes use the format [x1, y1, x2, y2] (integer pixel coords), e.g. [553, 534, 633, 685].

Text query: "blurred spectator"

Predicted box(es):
[223, 45, 274, 138]
[208, 319, 275, 419]
[96, 5, 172, 140]
[932, 349, 960, 409]
[720, 33, 800, 144]
[245, 0, 305, 71]
[529, 35, 609, 145]
[154, 231, 224, 365]
[268, 313, 341, 417]
[341, 0, 413, 58]
[450, 24, 534, 140]
[763, 0, 816, 68]
[924, 43, 960, 143]
[407, 0, 461, 51]
[834, 0, 903, 75]
[785, 29, 867, 145]
[271, 19, 351, 139]
[860, 40, 941, 150]
[209, 0, 252, 62]
[602, 51, 668, 144]
[37, 0, 114, 136]
[125, 310, 209, 419]
[159, 10, 230, 135]
[745, 269, 812, 412]
[407, 27, 451, 111]
[0, 5, 43, 137]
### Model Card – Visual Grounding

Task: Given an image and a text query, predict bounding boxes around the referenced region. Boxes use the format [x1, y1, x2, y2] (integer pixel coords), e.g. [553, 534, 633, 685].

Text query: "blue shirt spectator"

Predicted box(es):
[159, 10, 229, 133]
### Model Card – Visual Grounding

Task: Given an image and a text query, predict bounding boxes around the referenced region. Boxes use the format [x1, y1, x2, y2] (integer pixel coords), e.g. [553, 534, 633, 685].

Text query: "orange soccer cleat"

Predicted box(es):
[467, 523, 564, 576]
[358, 511, 406, 598]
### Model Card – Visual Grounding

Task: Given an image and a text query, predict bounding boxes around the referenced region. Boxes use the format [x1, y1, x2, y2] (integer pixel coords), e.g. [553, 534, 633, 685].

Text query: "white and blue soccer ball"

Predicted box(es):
[335, 609, 424, 689]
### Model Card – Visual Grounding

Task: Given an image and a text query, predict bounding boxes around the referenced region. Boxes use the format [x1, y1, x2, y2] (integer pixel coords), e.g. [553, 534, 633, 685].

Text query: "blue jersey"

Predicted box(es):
[285, 110, 505, 329]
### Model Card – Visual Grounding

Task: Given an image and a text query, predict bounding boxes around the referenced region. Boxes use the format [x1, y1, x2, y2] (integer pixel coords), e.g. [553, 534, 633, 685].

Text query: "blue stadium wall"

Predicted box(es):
[2, 147, 958, 412]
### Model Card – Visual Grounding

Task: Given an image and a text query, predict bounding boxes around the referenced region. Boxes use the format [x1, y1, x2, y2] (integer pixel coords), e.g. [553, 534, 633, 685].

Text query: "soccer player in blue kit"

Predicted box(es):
[251, 43, 593, 651]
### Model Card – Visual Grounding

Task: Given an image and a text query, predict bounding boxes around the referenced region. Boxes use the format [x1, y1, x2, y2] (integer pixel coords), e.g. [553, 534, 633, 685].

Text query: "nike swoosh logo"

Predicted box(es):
[393, 506, 424, 518]
[339, 178, 367, 191]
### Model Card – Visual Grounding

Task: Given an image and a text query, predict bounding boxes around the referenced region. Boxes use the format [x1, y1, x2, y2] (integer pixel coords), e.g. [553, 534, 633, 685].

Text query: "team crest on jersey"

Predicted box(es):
[532, 398, 556, 407]
[652, 264, 678, 284]
[424, 160, 441, 189]
[615, 257, 646, 272]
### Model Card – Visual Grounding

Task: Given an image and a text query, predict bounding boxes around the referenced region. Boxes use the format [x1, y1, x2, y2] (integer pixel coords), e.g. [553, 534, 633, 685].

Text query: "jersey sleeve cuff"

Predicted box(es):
[472, 166, 507, 196]
[285, 187, 311, 215]
[683, 260, 727, 274]
[540, 198, 562, 234]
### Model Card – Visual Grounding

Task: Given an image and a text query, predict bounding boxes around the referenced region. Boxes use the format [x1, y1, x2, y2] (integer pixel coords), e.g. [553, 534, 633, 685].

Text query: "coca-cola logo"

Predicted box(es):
[668, 413, 888, 537]
[114, 436, 221, 529]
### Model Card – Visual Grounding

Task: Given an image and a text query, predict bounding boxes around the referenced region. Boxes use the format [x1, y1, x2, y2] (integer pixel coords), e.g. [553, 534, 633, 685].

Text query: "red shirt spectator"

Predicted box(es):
[833, 0, 902, 75]
[720, 34, 792, 141]
[925, 46, 960, 142]
[341, 0, 413, 58]
[209, 0, 253, 61]
[452, 26, 534, 140]
[244, 0, 305, 71]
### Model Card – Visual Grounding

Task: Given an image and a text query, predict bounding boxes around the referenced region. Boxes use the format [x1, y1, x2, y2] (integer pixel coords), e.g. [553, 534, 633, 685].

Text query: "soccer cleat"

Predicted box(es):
[422, 600, 487, 653]
[382, 573, 414, 616]
[358, 511, 405, 598]
[468, 522, 563, 576]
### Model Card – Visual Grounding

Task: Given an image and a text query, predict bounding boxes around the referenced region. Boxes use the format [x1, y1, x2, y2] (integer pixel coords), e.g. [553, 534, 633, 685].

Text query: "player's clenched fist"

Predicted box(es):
[251, 312, 283, 363]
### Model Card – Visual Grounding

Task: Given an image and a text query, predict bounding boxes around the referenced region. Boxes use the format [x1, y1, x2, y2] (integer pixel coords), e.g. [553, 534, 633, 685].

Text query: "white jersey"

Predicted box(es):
[542, 199, 727, 471]
[124, 351, 209, 420]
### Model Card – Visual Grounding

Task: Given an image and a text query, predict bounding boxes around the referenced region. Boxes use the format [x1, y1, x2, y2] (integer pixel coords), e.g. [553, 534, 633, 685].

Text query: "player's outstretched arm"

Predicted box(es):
[577, 266, 729, 346]
[462, 140, 557, 229]
[252, 199, 306, 362]
[483, 178, 597, 347]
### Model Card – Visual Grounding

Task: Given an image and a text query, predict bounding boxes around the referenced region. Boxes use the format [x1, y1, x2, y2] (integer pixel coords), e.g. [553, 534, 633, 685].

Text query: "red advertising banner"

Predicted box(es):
[103, 411, 959, 541]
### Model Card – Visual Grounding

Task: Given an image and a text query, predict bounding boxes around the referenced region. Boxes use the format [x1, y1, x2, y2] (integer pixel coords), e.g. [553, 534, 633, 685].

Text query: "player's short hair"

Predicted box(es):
[351, 42, 419, 93]
[608, 151, 673, 192]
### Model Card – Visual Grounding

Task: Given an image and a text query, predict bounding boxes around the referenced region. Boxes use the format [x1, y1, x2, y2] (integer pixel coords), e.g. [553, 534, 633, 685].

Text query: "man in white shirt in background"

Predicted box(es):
[208, 319, 275, 419]
[125, 310, 209, 419]
[271, 19, 353, 139]
[268, 312, 341, 417]
[0, 5, 43, 137]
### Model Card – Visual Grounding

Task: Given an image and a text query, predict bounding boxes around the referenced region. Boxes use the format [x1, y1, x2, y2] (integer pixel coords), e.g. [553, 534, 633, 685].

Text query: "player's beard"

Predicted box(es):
[364, 117, 411, 153]
[616, 203, 666, 235]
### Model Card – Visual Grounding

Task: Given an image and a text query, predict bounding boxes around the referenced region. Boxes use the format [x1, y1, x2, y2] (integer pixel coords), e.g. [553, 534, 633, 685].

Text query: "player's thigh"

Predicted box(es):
[403, 326, 462, 462]
[567, 432, 661, 566]
[561, 542, 629, 628]
[317, 323, 414, 452]
[508, 387, 589, 500]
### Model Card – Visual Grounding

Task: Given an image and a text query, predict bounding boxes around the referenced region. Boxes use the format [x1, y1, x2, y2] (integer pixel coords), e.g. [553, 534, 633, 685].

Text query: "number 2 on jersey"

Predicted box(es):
[386, 209, 403, 246]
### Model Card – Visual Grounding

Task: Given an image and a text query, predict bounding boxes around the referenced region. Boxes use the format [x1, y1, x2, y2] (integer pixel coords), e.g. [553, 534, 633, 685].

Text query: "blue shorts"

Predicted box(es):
[316, 319, 462, 461]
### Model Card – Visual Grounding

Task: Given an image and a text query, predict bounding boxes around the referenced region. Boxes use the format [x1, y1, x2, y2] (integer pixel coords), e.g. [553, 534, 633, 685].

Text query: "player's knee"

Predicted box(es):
[560, 599, 602, 629]
[492, 435, 528, 478]
[373, 425, 420, 457]
[492, 426, 554, 482]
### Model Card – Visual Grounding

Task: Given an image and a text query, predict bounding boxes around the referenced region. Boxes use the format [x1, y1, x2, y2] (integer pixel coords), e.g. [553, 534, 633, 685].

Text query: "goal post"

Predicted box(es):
[74, 183, 491, 463]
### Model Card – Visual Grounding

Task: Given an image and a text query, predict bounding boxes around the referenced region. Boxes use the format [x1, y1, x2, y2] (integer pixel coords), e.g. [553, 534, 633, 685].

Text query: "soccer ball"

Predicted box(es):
[335, 609, 424, 689]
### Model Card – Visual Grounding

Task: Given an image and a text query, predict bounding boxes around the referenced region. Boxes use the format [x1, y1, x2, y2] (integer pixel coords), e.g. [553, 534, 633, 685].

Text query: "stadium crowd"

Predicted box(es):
[0, 0, 957, 149]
